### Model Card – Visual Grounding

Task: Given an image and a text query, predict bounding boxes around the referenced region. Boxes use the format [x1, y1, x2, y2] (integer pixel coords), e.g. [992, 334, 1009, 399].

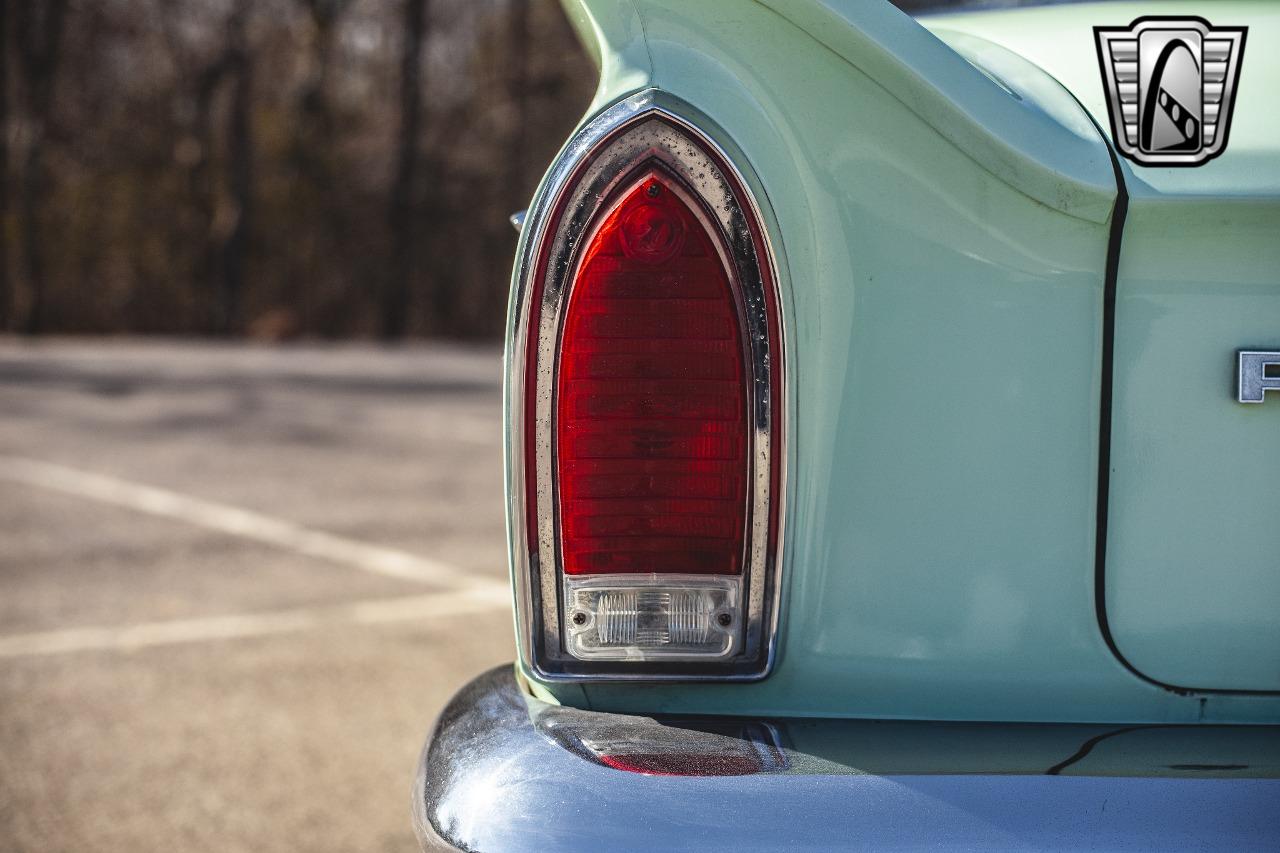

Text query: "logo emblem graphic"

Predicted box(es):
[1095, 17, 1246, 166]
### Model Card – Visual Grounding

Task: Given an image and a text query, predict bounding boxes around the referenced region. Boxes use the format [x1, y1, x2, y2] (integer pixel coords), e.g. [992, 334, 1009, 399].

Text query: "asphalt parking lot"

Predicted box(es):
[0, 339, 514, 852]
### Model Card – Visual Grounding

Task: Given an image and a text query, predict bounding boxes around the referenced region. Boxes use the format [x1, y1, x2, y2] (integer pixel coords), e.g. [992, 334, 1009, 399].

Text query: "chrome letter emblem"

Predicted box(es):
[1238, 352, 1280, 404]
[1095, 17, 1247, 167]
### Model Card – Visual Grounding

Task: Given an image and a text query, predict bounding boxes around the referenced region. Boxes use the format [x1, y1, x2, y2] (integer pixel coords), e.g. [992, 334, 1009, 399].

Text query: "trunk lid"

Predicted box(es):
[928, 1, 1280, 691]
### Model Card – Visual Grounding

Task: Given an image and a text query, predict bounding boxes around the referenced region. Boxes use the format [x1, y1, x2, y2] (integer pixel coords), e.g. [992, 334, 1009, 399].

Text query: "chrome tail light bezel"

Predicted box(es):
[509, 90, 786, 681]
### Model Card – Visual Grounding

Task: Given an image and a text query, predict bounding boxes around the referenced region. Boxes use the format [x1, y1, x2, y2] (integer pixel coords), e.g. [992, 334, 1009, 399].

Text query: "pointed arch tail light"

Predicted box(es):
[512, 93, 783, 679]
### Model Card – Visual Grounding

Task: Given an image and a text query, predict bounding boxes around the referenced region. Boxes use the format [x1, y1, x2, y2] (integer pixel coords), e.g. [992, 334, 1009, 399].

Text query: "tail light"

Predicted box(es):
[510, 92, 783, 679]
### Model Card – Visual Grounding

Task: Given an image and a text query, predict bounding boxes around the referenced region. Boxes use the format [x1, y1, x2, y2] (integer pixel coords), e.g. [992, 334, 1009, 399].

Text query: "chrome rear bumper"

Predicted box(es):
[414, 666, 1280, 851]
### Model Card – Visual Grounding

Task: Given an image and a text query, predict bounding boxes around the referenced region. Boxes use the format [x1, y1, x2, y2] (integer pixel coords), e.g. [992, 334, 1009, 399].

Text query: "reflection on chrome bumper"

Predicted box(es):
[414, 666, 1280, 852]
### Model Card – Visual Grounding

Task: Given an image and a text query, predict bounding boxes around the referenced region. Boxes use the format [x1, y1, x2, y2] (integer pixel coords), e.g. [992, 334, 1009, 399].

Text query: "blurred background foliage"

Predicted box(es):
[0, 0, 594, 339]
[0, 0, 996, 340]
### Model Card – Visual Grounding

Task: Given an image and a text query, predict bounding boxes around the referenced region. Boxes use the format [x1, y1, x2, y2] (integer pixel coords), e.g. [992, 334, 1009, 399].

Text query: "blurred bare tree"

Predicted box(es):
[11, 0, 68, 334]
[383, 0, 426, 340]
[0, 0, 594, 338]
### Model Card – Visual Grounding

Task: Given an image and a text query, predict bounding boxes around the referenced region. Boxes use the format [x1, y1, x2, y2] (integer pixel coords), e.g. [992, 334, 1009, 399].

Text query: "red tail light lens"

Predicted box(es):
[556, 173, 748, 577]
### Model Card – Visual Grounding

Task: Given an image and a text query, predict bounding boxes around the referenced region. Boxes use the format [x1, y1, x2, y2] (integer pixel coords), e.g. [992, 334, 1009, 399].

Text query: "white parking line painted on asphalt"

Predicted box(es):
[0, 455, 479, 587]
[0, 585, 511, 658]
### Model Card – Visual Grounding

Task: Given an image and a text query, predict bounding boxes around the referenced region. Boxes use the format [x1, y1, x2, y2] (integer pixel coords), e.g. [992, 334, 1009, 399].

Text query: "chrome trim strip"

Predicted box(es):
[507, 90, 788, 681]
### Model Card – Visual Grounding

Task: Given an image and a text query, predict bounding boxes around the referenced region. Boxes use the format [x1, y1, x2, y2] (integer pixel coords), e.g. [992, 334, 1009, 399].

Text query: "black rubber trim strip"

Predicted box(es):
[1086, 112, 1279, 697]
[1087, 139, 1167, 691]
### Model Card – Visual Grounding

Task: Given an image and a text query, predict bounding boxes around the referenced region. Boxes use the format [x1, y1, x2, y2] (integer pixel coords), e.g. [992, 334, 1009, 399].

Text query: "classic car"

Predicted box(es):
[414, 1, 1280, 849]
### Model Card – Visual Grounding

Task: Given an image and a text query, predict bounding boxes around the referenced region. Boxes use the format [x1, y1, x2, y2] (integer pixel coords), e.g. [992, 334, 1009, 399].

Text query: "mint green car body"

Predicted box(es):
[507, 1, 1280, 723]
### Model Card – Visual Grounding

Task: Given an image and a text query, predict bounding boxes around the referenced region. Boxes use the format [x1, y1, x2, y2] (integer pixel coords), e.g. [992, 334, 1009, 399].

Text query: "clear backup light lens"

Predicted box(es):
[564, 575, 740, 660]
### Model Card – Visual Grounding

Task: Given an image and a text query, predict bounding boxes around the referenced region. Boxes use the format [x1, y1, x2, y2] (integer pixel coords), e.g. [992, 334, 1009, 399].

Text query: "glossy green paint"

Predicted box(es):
[929, 1, 1280, 694]
[1105, 199, 1280, 692]
[505, 0, 1280, 721]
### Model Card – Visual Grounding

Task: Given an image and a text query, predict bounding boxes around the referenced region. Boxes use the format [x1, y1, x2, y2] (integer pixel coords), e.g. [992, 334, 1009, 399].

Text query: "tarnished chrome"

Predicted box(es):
[1095, 18, 1247, 167]
[509, 210, 526, 233]
[1237, 351, 1280, 403]
[506, 90, 787, 681]
[414, 666, 1280, 852]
